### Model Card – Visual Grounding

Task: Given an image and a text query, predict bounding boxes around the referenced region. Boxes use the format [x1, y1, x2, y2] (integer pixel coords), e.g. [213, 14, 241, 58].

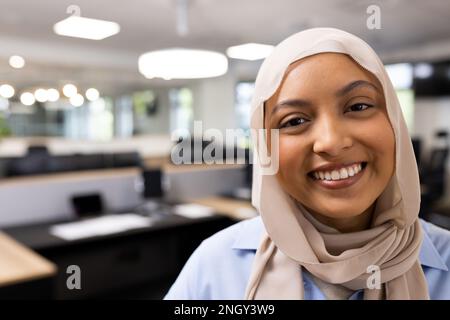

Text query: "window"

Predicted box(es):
[235, 81, 255, 148]
[169, 88, 193, 134]
[385, 63, 415, 133]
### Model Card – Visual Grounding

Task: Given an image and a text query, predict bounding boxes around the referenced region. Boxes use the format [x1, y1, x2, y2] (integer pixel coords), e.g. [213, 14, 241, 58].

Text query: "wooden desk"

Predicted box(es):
[0, 232, 56, 287]
[0, 232, 56, 299]
[190, 196, 257, 220]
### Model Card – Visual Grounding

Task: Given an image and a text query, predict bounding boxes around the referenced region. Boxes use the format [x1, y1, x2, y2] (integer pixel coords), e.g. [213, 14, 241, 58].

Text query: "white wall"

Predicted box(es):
[186, 60, 261, 146]
[190, 73, 237, 135]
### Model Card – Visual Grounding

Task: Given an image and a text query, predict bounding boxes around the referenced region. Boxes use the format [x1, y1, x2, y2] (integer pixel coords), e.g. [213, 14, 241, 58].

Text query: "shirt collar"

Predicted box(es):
[419, 220, 448, 271]
[232, 217, 448, 271]
[231, 216, 264, 250]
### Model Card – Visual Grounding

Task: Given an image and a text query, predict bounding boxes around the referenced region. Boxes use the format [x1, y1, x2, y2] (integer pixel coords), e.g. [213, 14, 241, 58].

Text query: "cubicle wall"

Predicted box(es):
[165, 164, 246, 201]
[0, 164, 247, 228]
[0, 168, 143, 228]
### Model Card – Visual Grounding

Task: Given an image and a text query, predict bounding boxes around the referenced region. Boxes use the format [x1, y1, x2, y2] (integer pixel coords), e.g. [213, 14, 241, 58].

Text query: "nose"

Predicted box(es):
[312, 115, 353, 157]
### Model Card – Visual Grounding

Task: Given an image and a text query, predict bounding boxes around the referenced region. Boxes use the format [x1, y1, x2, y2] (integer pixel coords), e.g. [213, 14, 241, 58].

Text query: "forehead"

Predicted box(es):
[286, 52, 373, 80]
[269, 52, 381, 100]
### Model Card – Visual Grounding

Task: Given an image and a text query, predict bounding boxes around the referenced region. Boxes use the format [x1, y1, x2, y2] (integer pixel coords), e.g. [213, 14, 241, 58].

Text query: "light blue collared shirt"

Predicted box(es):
[165, 217, 450, 300]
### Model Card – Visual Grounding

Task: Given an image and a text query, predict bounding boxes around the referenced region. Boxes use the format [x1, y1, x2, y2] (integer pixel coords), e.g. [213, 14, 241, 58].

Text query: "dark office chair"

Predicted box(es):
[412, 138, 422, 168]
[420, 147, 449, 219]
[73, 153, 106, 171]
[112, 152, 142, 168]
[135, 168, 169, 217]
[5, 145, 51, 176]
[47, 155, 77, 173]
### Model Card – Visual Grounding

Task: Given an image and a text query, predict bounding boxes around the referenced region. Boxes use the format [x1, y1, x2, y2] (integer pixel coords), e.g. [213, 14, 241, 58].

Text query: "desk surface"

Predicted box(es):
[0, 232, 56, 287]
[190, 196, 257, 220]
[3, 212, 229, 252]
[3, 196, 253, 252]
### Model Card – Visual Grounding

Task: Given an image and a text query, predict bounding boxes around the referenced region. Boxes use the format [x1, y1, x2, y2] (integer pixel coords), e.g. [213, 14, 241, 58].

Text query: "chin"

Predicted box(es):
[306, 200, 368, 220]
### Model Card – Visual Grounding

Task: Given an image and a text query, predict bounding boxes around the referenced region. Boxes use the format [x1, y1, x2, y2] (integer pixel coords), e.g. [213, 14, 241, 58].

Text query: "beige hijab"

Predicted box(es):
[245, 28, 429, 300]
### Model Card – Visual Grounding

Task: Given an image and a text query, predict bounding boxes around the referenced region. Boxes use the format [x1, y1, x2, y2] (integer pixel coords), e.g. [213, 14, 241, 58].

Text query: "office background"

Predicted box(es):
[0, 0, 450, 299]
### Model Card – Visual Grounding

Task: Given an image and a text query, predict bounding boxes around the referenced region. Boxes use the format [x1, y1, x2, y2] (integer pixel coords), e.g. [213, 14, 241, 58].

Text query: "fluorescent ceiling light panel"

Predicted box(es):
[138, 49, 228, 80]
[53, 16, 120, 40]
[226, 43, 274, 61]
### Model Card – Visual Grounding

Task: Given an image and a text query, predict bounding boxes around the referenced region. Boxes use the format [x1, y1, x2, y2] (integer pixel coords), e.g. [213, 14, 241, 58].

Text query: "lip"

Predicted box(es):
[308, 162, 367, 190]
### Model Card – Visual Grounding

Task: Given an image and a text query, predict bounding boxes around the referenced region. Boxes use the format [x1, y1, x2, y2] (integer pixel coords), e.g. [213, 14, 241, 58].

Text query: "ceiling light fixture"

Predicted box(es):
[414, 63, 433, 79]
[20, 92, 35, 106]
[63, 84, 77, 98]
[70, 93, 84, 107]
[47, 88, 60, 102]
[54, 14, 120, 40]
[226, 43, 274, 61]
[9, 55, 25, 69]
[138, 48, 228, 80]
[85, 88, 100, 101]
[175, 0, 189, 36]
[34, 88, 49, 103]
[0, 84, 15, 98]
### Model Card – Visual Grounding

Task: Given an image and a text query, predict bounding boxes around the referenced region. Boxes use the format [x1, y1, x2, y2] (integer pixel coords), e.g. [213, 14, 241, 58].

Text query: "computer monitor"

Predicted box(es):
[71, 193, 104, 218]
[142, 169, 164, 199]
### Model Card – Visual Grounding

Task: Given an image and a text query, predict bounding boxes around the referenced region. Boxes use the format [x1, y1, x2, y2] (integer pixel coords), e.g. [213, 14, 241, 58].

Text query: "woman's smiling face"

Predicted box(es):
[264, 52, 395, 224]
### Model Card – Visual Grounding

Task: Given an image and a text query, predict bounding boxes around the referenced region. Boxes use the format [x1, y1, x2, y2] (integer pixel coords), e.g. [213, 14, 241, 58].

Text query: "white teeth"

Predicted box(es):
[348, 166, 355, 177]
[312, 162, 365, 181]
[340, 168, 348, 179]
[331, 170, 340, 180]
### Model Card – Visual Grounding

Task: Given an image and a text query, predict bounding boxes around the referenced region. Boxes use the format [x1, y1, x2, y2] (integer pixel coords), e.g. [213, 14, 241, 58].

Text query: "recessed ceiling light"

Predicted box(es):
[0, 84, 15, 98]
[34, 88, 49, 103]
[63, 84, 77, 98]
[85, 88, 100, 101]
[70, 93, 84, 107]
[226, 43, 274, 61]
[47, 88, 60, 102]
[53, 16, 120, 40]
[9, 55, 25, 69]
[138, 48, 228, 80]
[20, 92, 35, 106]
[414, 63, 433, 79]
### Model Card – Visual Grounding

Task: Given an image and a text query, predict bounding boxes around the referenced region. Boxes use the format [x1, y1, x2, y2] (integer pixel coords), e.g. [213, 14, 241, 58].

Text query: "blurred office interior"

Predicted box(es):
[0, 0, 450, 299]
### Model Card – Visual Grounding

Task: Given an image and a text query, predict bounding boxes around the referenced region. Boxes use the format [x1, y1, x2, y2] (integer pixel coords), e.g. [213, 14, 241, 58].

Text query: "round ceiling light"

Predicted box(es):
[138, 48, 228, 80]
[0, 84, 15, 98]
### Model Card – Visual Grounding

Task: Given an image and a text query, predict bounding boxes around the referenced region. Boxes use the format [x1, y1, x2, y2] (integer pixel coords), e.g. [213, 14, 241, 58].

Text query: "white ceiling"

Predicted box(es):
[1, 0, 450, 94]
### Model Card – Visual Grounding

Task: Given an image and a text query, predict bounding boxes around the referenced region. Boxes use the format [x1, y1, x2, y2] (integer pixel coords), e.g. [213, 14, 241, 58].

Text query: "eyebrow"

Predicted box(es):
[336, 79, 381, 97]
[270, 79, 381, 116]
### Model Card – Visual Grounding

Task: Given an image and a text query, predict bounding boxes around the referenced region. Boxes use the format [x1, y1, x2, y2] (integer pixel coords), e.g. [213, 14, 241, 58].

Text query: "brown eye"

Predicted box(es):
[280, 117, 308, 129]
[347, 103, 373, 112]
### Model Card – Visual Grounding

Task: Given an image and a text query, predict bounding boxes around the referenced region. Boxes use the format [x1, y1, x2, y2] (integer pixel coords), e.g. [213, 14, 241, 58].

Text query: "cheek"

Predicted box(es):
[277, 136, 308, 184]
[357, 114, 395, 175]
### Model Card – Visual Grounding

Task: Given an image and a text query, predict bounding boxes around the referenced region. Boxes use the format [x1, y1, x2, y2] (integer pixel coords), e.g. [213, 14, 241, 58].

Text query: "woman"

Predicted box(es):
[165, 28, 450, 300]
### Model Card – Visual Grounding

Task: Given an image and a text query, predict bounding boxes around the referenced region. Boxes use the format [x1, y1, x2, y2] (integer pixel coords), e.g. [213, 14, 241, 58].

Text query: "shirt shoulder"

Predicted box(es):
[420, 219, 450, 299]
[164, 217, 263, 300]
[421, 219, 450, 269]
